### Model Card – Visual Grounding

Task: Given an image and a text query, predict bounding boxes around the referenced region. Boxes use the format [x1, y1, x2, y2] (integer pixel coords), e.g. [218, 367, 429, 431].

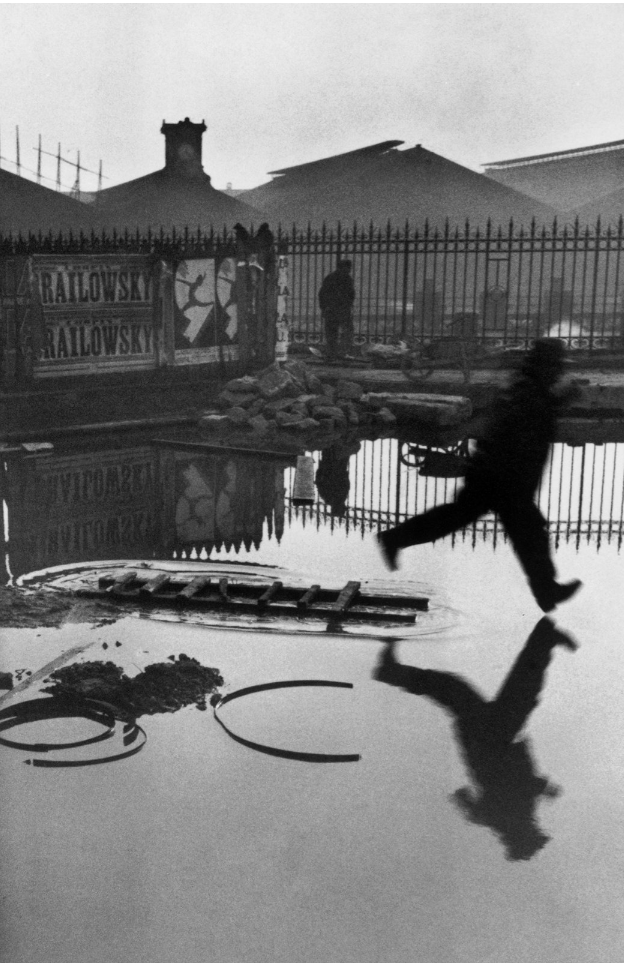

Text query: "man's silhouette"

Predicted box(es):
[374, 617, 577, 861]
[318, 260, 355, 360]
[377, 338, 582, 612]
[315, 441, 360, 517]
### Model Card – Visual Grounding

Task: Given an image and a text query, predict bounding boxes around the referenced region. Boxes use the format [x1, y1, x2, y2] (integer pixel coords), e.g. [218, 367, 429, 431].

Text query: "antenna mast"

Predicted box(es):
[37, 134, 42, 184]
[15, 125, 20, 176]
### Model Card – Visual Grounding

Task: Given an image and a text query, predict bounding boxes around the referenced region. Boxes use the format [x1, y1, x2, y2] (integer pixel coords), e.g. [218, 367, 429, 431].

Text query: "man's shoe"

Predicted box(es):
[377, 532, 399, 572]
[537, 579, 582, 613]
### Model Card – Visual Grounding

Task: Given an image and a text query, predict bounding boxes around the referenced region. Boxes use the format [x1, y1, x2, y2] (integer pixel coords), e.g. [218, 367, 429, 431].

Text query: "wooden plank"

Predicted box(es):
[329, 581, 361, 613]
[292, 454, 315, 505]
[152, 439, 298, 460]
[140, 574, 171, 596]
[109, 571, 137, 593]
[257, 581, 283, 609]
[75, 588, 417, 623]
[177, 576, 212, 600]
[297, 585, 321, 611]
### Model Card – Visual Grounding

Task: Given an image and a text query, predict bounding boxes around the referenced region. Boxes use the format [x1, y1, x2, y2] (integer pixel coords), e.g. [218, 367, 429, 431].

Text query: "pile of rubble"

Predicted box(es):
[199, 359, 397, 442]
[198, 359, 472, 447]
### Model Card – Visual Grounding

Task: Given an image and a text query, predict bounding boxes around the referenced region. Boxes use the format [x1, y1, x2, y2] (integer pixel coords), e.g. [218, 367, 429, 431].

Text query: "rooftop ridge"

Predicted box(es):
[484, 138, 624, 171]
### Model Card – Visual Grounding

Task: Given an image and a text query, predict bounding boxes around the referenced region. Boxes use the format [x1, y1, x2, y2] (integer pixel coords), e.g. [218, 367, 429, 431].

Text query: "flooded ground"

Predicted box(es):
[2, 431, 624, 961]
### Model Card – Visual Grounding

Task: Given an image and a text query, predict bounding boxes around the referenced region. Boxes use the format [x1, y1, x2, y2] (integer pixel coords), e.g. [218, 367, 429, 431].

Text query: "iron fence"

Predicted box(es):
[279, 218, 624, 353]
[5, 219, 624, 359]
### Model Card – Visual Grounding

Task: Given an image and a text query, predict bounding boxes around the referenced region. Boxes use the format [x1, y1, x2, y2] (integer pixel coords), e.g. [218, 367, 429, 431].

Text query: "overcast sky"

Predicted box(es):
[2, 3, 624, 194]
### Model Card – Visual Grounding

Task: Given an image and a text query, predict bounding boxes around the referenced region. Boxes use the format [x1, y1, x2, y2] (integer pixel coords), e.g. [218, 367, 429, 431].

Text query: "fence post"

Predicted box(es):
[275, 243, 290, 364]
[400, 221, 410, 339]
[588, 217, 601, 348]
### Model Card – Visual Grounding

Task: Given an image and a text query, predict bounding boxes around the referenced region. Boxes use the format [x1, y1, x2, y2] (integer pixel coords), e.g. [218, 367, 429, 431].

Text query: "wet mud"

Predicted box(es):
[0, 585, 120, 629]
[41, 653, 223, 717]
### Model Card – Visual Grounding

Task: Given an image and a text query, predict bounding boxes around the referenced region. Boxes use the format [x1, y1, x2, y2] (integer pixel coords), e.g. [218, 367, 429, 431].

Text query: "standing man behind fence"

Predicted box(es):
[318, 260, 355, 360]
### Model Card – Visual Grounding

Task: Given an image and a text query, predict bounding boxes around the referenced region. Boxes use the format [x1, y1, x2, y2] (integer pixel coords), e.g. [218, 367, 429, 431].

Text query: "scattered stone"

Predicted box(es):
[217, 389, 257, 409]
[247, 398, 266, 417]
[225, 375, 260, 393]
[334, 379, 364, 401]
[275, 410, 306, 427]
[282, 417, 320, 433]
[225, 406, 250, 425]
[249, 414, 270, 436]
[257, 365, 298, 400]
[375, 407, 397, 425]
[311, 405, 347, 425]
[0, 672, 13, 690]
[305, 373, 322, 393]
[263, 397, 300, 418]
[199, 414, 230, 432]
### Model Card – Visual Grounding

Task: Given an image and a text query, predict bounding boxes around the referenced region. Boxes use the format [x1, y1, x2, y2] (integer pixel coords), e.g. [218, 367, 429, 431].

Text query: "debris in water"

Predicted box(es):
[42, 653, 224, 716]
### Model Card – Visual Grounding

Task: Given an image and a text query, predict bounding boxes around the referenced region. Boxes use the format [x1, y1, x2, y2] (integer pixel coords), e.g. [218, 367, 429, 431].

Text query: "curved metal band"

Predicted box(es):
[0, 697, 147, 767]
[213, 679, 361, 763]
[0, 698, 116, 751]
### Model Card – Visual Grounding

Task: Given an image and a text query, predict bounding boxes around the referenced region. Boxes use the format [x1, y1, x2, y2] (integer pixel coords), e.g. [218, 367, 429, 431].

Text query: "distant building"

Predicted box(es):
[483, 139, 624, 217]
[239, 141, 555, 230]
[91, 118, 262, 233]
[0, 165, 95, 235]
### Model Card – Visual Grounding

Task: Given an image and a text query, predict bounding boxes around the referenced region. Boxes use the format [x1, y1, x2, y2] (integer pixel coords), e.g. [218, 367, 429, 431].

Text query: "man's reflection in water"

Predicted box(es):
[315, 441, 361, 517]
[374, 618, 577, 860]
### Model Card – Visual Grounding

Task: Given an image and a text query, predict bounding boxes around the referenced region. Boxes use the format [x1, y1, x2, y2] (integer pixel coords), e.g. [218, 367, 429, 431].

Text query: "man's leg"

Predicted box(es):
[323, 314, 340, 359]
[341, 313, 354, 356]
[378, 484, 489, 570]
[497, 497, 581, 611]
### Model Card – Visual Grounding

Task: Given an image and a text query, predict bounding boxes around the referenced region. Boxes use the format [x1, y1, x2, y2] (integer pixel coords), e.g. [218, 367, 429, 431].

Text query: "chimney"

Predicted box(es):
[161, 117, 208, 178]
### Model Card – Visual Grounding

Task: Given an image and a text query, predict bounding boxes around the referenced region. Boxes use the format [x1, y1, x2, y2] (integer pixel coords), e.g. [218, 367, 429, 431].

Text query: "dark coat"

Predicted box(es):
[318, 268, 355, 317]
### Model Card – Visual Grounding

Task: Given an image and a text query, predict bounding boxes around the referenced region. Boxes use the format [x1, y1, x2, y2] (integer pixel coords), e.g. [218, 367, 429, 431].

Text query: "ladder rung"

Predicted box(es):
[140, 574, 171, 596]
[177, 577, 212, 600]
[257, 581, 283, 608]
[109, 571, 137, 592]
[329, 581, 361, 612]
[297, 585, 321, 611]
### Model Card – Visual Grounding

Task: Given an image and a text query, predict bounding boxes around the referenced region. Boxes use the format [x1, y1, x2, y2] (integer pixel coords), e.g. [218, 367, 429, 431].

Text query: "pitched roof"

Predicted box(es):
[240, 142, 555, 229]
[92, 167, 262, 234]
[0, 166, 95, 235]
[484, 138, 624, 211]
[571, 185, 624, 226]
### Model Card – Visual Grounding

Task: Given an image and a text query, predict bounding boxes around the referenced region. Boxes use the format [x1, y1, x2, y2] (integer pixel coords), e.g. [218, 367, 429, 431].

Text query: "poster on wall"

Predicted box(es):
[32, 255, 157, 377]
[173, 257, 239, 365]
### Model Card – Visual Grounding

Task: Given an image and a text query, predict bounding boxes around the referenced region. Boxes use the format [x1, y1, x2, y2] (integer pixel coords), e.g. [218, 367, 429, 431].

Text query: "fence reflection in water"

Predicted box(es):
[3, 436, 624, 584]
[288, 438, 624, 550]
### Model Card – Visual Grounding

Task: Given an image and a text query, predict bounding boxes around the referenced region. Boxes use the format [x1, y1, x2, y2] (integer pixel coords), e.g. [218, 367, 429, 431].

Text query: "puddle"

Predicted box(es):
[3, 429, 624, 960]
